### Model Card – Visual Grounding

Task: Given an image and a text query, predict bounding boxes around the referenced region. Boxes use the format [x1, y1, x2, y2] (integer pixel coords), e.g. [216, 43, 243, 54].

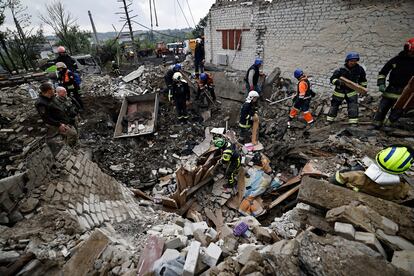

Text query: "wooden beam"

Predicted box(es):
[131, 188, 153, 201]
[178, 198, 196, 216]
[298, 176, 414, 242]
[269, 185, 300, 209]
[339, 76, 368, 95]
[187, 176, 214, 197]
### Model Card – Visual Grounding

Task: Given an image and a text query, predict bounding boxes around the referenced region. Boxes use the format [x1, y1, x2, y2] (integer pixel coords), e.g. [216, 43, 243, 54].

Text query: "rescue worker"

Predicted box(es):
[288, 69, 315, 128]
[164, 63, 182, 101]
[56, 46, 78, 72]
[213, 137, 241, 193]
[196, 72, 216, 103]
[35, 82, 78, 147]
[239, 90, 260, 143]
[373, 38, 414, 129]
[327, 52, 367, 125]
[171, 72, 190, 122]
[56, 62, 84, 110]
[55, 86, 81, 128]
[332, 145, 413, 201]
[194, 38, 205, 78]
[245, 58, 264, 95]
[111, 60, 120, 76]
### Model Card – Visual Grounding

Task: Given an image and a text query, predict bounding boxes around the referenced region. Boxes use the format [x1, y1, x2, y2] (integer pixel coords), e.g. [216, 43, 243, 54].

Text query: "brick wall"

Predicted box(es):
[205, 0, 414, 93]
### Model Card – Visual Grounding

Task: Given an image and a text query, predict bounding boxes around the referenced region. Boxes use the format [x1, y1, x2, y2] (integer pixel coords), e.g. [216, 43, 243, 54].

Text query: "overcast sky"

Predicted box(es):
[1, 0, 215, 35]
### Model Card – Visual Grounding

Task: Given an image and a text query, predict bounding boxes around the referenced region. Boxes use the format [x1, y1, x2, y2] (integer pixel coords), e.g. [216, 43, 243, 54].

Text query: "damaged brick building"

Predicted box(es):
[205, 0, 414, 90]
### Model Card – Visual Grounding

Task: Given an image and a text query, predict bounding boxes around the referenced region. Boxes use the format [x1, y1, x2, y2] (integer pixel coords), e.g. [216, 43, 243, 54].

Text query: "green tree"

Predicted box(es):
[40, 0, 90, 55]
[192, 14, 208, 38]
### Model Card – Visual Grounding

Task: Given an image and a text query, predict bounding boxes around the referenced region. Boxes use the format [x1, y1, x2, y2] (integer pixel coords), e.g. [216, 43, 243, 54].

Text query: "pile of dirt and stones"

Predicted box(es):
[0, 61, 414, 275]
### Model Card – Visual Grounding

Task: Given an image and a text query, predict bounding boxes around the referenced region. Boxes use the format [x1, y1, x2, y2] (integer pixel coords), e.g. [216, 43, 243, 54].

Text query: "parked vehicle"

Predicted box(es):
[155, 41, 170, 58]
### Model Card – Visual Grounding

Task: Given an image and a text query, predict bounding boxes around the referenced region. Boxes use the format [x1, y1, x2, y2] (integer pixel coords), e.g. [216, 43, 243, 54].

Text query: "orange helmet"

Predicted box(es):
[404, 38, 414, 52]
[57, 46, 66, 53]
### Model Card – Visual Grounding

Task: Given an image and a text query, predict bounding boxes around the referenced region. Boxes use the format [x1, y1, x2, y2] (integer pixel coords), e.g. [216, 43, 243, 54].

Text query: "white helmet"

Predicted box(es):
[246, 90, 259, 103]
[196, 38, 202, 43]
[56, 62, 67, 69]
[173, 72, 183, 81]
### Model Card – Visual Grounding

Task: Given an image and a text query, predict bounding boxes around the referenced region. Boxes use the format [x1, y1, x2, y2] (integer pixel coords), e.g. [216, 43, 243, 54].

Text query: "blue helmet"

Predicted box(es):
[345, 52, 360, 62]
[200, 73, 208, 81]
[294, 69, 304, 79]
[173, 63, 182, 71]
[254, 58, 263, 66]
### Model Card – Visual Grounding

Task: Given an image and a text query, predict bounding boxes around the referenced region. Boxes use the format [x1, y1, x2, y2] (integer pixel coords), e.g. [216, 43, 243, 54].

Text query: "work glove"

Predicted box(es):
[378, 84, 386, 93]
[310, 90, 316, 98]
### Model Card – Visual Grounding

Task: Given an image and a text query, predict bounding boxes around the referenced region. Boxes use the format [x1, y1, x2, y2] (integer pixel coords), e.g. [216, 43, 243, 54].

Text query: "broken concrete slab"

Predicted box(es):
[122, 65, 145, 82]
[376, 230, 414, 251]
[354, 231, 387, 258]
[392, 250, 414, 275]
[62, 229, 110, 275]
[298, 176, 414, 242]
[0, 250, 20, 263]
[236, 246, 262, 266]
[334, 222, 355, 240]
[183, 240, 201, 276]
[326, 203, 398, 235]
[298, 231, 407, 276]
[193, 128, 213, 156]
[253, 226, 272, 244]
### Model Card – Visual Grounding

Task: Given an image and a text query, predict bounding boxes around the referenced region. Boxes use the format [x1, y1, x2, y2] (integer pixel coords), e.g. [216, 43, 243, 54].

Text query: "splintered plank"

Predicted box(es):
[176, 167, 187, 191]
[202, 165, 215, 181]
[193, 167, 204, 186]
[187, 176, 214, 197]
[162, 197, 178, 209]
[178, 198, 196, 216]
[226, 168, 246, 210]
[131, 188, 153, 201]
[269, 185, 300, 209]
[137, 235, 165, 276]
[183, 169, 194, 188]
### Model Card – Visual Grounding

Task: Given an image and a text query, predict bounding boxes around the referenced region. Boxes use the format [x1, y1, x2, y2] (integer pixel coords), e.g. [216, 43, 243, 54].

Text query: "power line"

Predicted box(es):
[131, 19, 185, 40]
[185, 0, 196, 26]
[176, 0, 191, 29]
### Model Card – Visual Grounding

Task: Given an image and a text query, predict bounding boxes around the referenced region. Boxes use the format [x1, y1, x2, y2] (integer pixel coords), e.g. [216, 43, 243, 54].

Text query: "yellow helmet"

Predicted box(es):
[376, 146, 413, 174]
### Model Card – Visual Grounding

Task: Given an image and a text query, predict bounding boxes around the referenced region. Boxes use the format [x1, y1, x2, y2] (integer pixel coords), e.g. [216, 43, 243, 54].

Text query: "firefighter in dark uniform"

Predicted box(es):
[171, 72, 190, 122]
[213, 137, 241, 194]
[373, 38, 414, 129]
[164, 63, 182, 101]
[239, 91, 259, 143]
[327, 52, 367, 125]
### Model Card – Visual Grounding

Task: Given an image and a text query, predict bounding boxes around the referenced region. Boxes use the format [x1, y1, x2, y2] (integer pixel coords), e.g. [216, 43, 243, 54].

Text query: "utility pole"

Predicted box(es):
[119, 0, 135, 44]
[116, 0, 138, 63]
[88, 10, 100, 48]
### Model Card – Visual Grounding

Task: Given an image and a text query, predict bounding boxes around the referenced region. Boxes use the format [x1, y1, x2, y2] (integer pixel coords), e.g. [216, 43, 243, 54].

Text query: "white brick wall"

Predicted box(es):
[205, 0, 414, 94]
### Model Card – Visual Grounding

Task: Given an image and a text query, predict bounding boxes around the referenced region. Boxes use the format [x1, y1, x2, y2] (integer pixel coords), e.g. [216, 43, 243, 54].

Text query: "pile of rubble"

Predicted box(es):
[1, 61, 414, 275]
[0, 82, 45, 179]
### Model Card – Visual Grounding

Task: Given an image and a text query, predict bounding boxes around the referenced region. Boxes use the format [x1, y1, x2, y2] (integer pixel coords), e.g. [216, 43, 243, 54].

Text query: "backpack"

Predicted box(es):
[73, 72, 82, 86]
